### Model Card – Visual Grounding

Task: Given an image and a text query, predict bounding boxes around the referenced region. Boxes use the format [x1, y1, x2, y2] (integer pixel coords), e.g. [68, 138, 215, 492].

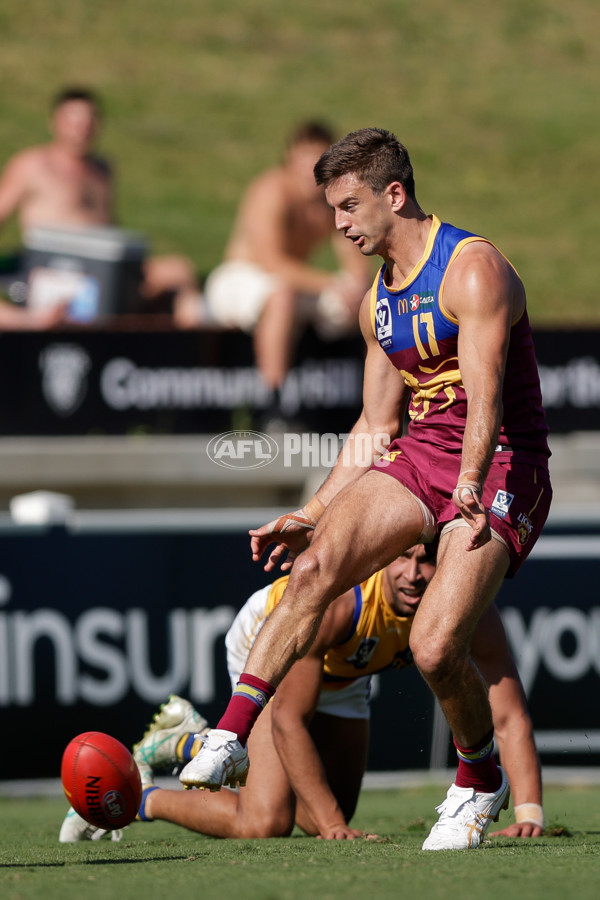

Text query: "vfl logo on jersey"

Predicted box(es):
[375, 296, 393, 347]
[490, 490, 515, 519]
[517, 512, 534, 545]
[346, 637, 380, 669]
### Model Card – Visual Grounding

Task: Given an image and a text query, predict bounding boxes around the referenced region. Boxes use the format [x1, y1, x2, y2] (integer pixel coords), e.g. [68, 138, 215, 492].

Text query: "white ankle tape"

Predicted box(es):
[514, 803, 545, 828]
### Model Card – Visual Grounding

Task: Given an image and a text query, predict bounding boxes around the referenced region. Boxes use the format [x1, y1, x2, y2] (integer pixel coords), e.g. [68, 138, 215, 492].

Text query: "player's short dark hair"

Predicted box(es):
[52, 87, 102, 114]
[288, 120, 335, 149]
[314, 127, 416, 200]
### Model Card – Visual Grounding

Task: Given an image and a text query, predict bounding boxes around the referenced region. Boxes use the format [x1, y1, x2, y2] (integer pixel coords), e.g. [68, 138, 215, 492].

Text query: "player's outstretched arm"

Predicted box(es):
[249, 293, 408, 571]
[270, 597, 364, 839]
[471, 605, 544, 837]
[249, 497, 324, 572]
[446, 243, 518, 550]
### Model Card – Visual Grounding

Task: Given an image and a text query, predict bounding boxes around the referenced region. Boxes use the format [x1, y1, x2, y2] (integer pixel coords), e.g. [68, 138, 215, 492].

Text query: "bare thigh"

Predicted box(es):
[245, 470, 428, 684]
[149, 703, 295, 837]
[298, 469, 428, 599]
[410, 524, 511, 660]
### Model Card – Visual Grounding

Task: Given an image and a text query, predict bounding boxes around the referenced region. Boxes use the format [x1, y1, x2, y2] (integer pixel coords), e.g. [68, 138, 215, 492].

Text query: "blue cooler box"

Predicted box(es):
[24, 225, 148, 321]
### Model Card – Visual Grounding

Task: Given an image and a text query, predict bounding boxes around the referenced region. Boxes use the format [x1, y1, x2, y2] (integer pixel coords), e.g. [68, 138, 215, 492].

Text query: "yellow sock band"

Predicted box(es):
[175, 733, 190, 762]
[176, 732, 205, 762]
[190, 736, 204, 759]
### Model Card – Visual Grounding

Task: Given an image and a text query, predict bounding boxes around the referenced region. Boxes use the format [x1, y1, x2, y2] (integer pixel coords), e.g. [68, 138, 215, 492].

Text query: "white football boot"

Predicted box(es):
[422, 767, 510, 850]
[59, 806, 123, 843]
[179, 728, 249, 791]
[132, 694, 209, 785]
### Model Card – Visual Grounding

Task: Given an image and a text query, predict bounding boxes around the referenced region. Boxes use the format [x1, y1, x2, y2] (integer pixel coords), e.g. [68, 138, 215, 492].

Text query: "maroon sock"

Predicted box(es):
[216, 673, 275, 746]
[454, 729, 502, 793]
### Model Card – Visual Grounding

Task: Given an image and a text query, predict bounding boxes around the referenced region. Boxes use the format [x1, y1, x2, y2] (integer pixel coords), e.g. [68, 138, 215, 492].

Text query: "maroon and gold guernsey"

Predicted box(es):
[264, 571, 414, 691]
[371, 215, 550, 459]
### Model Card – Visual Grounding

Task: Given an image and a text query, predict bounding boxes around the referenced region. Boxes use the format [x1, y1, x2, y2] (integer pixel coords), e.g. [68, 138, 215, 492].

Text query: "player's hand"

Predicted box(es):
[489, 821, 544, 838]
[452, 477, 491, 550]
[316, 823, 365, 840]
[249, 505, 320, 572]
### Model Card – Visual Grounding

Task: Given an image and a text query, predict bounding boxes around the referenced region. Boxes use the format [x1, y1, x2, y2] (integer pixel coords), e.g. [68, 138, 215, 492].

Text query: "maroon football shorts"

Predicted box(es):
[372, 434, 552, 577]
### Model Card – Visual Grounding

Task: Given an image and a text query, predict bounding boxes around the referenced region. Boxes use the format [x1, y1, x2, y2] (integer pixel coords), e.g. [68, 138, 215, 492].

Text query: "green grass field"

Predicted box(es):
[1, 1, 599, 322]
[1, 785, 599, 900]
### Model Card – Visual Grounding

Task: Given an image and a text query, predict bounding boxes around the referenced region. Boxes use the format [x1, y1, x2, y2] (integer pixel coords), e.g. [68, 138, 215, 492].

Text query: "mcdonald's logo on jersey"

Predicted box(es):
[397, 297, 409, 315]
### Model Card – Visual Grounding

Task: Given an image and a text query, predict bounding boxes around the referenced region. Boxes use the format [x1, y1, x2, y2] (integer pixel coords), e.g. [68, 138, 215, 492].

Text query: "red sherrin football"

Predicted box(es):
[61, 731, 142, 830]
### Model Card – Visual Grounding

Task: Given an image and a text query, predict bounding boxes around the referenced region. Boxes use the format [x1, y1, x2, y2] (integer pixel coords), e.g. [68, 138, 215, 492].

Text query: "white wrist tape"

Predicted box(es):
[453, 483, 481, 504]
[514, 803, 545, 828]
[268, 497, 325, 534]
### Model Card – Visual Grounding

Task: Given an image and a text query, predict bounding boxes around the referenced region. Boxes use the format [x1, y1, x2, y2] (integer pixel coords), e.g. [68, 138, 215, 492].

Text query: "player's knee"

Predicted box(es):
[291, 546, 338, 598]
[410, 633, 460, 683]
[236, 811, 294, 839]
[292, 552, 340, 619]
[288, 549, 323, 597]
[276, 553, 332, 657]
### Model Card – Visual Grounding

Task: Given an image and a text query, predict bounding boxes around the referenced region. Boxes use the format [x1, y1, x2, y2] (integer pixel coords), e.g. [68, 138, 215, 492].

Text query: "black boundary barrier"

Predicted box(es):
[0, 326, 599, 435]
[0, 512, 598, 779]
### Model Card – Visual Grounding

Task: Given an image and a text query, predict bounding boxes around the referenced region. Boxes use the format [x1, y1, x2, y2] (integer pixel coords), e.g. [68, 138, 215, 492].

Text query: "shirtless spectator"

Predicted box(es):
[0, 86, 200, 326]
[200, 122, 371, 394]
